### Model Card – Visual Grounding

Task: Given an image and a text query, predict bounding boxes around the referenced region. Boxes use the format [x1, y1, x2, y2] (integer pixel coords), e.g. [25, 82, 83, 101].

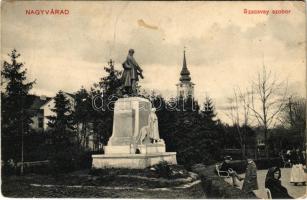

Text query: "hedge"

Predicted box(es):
[191, 164, 257, 199]
[225, 157, 282, 174]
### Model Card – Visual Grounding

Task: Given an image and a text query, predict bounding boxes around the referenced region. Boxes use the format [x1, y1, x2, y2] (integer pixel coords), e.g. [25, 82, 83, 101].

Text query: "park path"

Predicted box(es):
[30, 179, 202, 191]
[224, 168, 306, 198]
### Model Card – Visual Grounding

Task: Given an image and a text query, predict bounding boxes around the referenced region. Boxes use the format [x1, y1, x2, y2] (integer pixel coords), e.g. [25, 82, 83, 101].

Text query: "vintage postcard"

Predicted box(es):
[1, 0, 306, 198]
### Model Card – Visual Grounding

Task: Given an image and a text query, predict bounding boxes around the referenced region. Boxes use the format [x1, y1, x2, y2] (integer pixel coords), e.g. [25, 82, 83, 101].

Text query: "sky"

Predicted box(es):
[1, 1, 306, 123]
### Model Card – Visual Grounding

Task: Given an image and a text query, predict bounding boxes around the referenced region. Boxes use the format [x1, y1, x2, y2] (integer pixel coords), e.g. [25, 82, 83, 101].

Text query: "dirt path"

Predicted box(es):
[224, 168, 306, 198]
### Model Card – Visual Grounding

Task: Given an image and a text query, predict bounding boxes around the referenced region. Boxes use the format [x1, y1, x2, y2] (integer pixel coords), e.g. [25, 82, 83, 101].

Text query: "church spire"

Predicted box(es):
[180, 49, 191, 82]
[176, 48, 195, 98]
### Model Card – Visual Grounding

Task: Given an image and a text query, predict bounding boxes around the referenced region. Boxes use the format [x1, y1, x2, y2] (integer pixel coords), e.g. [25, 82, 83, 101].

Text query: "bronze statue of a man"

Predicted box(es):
[121, 49, 144, 95]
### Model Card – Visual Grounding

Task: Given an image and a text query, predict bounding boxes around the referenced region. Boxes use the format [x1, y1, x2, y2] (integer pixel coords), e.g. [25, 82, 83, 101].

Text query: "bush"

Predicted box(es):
[16, 163, 52, 175]
[255, 157, 282, 169]
[89, 168, 112, 176]
[225, 157, 282, 174]
[227, 160, 247, 174]
[79, 151, 92, 169]
[152, 161, 172, 178]
[192, 164, 256, 199]
[49, 146, 92, 174]
[174, 127, 223, 169]
[2, 163, 16, 176]
[49, 151, 76, 174]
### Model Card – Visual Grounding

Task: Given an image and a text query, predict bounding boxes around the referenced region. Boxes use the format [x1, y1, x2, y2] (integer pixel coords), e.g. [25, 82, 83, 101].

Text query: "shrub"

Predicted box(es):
[16, 163, 52, 175]
[49, 146, 92, 174]
[225, 157, 283, 174]
[255, 157, 282, 169]
[89, 168, 111, 176]
[153, 161, 172, 178]
[49, 151, 75, 174]
[78, 151, 92, 169]
[192, 164, 256, 199]
[2, 162, 16, 176]
[227, 160, 247, 174]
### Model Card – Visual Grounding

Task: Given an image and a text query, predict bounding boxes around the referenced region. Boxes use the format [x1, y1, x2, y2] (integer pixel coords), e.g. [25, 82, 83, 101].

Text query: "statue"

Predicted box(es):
[148, 108, 160, 143]
[136, 108, 160, 145]
[121, 49, 144, 96]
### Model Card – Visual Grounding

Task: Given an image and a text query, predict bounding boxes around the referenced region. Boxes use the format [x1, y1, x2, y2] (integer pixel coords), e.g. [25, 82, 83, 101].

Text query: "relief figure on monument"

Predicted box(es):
[136, 108, 161, 145]
[148, 108, 161, 143]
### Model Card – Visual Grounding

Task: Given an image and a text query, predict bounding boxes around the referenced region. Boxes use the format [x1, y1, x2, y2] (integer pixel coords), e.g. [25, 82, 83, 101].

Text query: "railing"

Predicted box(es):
[16, 160, 49, 167]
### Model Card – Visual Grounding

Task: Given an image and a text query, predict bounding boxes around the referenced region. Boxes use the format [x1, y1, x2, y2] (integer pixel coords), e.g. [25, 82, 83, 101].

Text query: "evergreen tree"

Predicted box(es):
[74, 87, 92, 148]
[47, 91, 93, 173]
[91, 60, 122, 148]
[149, 94, 177, 151]
[175, 96, 200, 127]
[168, 96, 223, 167]
[47, 91, 74, 145]
[1, 49, 35, 161]
[98, 59, 122, 97]
[200, 96, 217, 126]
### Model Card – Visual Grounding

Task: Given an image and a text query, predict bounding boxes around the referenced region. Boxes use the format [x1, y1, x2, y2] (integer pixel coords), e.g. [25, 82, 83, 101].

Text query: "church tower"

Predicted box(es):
[176, 50, 195, 98]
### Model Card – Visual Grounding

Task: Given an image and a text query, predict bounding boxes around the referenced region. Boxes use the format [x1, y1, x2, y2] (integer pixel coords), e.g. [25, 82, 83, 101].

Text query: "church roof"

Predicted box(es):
[179, 50, 191, 82]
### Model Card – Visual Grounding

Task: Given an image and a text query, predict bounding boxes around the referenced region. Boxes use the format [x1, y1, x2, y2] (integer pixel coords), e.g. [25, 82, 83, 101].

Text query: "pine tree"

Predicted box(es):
[47, 91, 74, 144]
[98, 59, 122, 97]
[200, 96, 217, 126]
[1, 49, 35, 161]
[91, 60, 123, 148]
[170, 96, 223, 166]
[74, 87, 92, 148]
[175, 96, 200, 127]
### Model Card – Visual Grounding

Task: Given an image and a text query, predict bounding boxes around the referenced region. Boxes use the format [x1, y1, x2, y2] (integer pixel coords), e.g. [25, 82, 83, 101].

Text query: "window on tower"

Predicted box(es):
[180, 91, 184, 97]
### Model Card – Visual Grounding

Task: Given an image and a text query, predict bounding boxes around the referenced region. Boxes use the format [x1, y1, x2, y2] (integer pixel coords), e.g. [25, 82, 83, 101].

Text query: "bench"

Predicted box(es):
[253, 188, 272, 199]
[16, 160, 49, 167]
[215, 164, 230, 178]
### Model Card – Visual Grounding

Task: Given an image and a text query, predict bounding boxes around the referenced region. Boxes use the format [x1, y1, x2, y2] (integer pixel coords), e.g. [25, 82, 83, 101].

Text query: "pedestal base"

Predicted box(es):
[104, 142, 166, 154]
[92, 152, 177, 169]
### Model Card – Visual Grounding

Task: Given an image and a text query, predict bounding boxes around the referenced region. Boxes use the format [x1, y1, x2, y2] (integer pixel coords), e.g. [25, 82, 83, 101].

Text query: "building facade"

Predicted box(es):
[30, 93, 75, 131]
[29, 95, 51, 132]
[29, 93, 99, 151]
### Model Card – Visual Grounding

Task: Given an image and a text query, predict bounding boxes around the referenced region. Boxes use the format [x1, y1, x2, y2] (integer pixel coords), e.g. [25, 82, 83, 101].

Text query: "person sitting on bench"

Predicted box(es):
[220, 156, 243, 187]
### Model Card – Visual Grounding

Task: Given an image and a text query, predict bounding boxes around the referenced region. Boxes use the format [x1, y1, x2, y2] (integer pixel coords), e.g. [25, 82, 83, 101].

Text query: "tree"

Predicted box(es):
[169, 96, 223, 167]
[1, 49, 35, 162]
[200, 96, 217, 126]
[281, 97, 305, 129]
[225, 88, 253, 158]
[91, 60, 122, 148]
[98, 59, 122, 97]
[47, 91, 75, 145]
[249, 65, 288, 158]
[46, 91, 90, 173]
[278, 96, 306, 149]
[149, 93, 177, 151]
[74, 87, 92, 149]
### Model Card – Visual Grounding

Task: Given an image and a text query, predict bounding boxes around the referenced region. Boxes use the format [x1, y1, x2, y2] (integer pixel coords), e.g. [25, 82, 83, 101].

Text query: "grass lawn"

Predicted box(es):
[2, 169, 206, 198]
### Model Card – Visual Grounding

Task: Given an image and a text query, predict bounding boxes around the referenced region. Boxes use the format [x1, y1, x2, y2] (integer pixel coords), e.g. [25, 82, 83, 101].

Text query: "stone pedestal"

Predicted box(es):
[92, 153, 177, 169]
[108, 97, 151, 147]
[92, 97, 177, 169]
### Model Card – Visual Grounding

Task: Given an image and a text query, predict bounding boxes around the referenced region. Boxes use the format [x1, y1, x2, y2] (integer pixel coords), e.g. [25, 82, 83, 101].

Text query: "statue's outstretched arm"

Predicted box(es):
[130, 57, 143, 72]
